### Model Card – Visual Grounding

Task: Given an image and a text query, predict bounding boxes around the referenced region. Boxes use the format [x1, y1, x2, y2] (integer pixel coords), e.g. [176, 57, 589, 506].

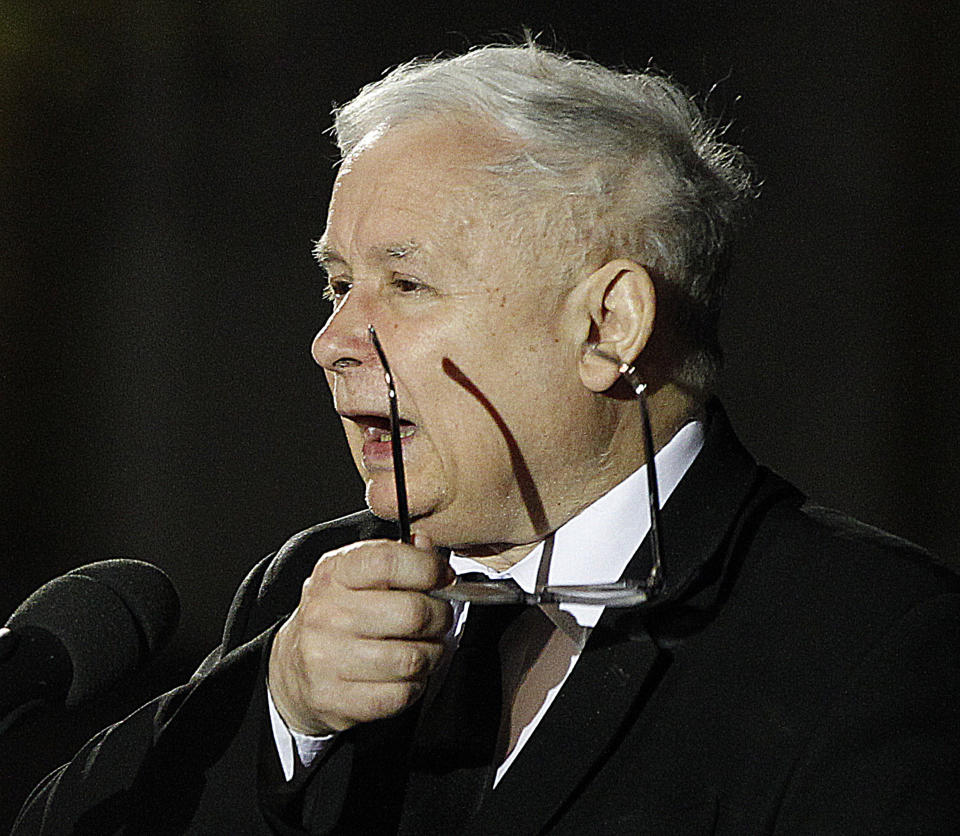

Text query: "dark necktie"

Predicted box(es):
[398, 577, 524, 834]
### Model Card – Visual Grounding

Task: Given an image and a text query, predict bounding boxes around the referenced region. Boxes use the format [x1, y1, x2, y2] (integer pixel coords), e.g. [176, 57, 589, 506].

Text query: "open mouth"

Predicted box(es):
[342, 413, 417, 446]
[369, 424, 416, 443]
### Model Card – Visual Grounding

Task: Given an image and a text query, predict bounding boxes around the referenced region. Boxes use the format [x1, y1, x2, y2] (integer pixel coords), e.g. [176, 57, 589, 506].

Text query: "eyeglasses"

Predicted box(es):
[368, 326, 663, 608]
[369, 325, 411, 544]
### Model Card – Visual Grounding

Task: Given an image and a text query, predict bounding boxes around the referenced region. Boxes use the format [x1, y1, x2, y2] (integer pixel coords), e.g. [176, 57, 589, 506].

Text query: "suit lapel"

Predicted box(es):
[471, 623, 666, 834]
[467, 404, 775, 834]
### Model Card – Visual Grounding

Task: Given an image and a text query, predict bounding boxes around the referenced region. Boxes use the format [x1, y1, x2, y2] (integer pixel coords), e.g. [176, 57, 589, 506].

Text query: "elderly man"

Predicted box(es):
[15, 43, 960, 835]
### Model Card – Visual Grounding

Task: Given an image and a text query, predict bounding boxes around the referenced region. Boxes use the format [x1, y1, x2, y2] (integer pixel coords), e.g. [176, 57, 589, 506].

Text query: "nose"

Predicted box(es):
[311, 292, 376, 372]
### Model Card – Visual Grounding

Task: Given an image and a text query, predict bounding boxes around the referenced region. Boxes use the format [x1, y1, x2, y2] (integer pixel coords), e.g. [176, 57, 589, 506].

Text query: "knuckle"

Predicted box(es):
[395, 644, 427, 679]
[322, 603, 355, 635]
[399, 597, 431, 635]
[297, 595, 355, 641]
[296, 595, 329, 627]
[302, 563, 337, 602]
[425, 555, 449, 586]
[312, 549, 340, 580]
[434, 601, 454, 633]
[362, 550, 394, 582]
[340, 541, 396, 586]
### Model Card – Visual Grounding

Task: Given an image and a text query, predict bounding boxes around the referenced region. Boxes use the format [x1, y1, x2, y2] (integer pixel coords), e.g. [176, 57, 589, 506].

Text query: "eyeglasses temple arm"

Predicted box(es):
[599, 354, 663, 593]
[368, 325, 412, 544]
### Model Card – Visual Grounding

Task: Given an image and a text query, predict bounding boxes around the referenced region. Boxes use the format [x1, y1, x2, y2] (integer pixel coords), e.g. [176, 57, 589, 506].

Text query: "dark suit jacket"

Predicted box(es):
[14, 408, 960, 834]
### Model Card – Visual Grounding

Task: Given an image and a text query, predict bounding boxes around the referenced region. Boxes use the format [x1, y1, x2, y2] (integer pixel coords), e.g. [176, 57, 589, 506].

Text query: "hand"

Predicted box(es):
[268, 534, 455, 735]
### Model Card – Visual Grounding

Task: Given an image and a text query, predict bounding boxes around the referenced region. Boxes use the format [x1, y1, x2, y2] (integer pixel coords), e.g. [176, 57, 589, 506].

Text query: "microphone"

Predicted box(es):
[0, 559, 180, 731]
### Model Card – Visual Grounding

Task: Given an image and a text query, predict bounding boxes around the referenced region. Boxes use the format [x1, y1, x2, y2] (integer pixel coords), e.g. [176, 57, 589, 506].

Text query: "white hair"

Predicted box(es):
[331, 42, 756, 390]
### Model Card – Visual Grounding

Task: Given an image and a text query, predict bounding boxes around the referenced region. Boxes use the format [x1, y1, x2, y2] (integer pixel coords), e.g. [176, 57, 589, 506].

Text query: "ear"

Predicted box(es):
[577, 259, 656, 392]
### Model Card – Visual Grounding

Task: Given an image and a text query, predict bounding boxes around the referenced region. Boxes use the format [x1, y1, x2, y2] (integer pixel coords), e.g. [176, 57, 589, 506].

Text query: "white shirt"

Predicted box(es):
[269, 419, 705, 782]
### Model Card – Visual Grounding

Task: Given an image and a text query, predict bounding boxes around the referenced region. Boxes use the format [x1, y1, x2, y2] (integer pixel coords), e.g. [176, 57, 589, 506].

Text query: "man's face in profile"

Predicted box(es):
[311, 120, 615, 552]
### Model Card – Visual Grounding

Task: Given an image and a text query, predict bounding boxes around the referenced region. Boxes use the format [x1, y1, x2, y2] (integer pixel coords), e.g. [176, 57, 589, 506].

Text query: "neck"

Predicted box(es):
[455, 541, 542, 572]
[648, 381, 704, 453]
[456, 382, 702, 572]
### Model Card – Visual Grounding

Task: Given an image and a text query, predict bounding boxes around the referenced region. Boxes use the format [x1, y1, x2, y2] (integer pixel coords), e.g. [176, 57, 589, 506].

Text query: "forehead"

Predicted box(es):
[319, 120, 517, 262]
[342, 117, 516, 187]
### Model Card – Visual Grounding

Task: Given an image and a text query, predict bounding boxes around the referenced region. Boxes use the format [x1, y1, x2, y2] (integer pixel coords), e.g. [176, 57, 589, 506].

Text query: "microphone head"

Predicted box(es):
[5, 559, 180, 706]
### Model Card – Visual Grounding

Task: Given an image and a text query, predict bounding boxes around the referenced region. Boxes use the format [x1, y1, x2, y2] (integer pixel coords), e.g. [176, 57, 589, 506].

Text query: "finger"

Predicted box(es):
[326, 540, 452, 591]
[312, 589, 452, 639]
[412, 531, 433, 552]
[337, 638, 446, 683]
[354, 590, 454, 638]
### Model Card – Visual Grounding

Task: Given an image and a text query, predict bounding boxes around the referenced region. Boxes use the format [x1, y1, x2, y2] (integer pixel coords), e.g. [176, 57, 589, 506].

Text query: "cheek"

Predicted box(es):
[425, 387, 522, 488]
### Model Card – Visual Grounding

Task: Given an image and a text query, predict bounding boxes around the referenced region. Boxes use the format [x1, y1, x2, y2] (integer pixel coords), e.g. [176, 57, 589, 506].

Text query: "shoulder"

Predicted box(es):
[710, 488, 960, 691]
[748, 504, 960, 829]
[750, 496, 959, 611]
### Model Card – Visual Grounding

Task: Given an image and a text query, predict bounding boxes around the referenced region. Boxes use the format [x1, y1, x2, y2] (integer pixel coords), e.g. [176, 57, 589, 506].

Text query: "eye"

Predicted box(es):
[390, 275, 432, 295]
[322, 277, 352, 302]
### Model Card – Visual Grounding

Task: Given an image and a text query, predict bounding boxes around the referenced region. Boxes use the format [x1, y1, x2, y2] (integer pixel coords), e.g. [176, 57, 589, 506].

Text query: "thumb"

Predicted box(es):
[412, 532, 434, 552]
[412, 532, 455, 585]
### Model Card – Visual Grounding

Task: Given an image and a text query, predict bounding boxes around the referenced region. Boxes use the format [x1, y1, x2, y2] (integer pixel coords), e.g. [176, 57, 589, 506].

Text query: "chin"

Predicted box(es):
[364, 477, 397, 521]
[363, 475, 428, 521]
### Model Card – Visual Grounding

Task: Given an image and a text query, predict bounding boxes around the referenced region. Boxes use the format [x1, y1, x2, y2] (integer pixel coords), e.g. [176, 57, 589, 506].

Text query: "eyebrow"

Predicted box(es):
[312, 242, 343, 266]
[384, 241, 420, 260]
[312, 240, 422, 266]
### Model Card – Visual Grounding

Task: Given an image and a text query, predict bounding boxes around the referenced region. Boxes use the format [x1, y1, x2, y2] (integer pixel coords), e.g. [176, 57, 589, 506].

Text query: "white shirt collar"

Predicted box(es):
[449, 419, 706, 627]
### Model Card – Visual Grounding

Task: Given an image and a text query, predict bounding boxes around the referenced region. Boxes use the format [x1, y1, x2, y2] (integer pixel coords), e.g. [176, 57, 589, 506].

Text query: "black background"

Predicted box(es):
[2, 1, 958, 826]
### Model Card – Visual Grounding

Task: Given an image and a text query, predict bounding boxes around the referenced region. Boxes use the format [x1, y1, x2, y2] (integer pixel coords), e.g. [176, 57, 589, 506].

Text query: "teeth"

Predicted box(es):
[375, 426, 415, 443]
